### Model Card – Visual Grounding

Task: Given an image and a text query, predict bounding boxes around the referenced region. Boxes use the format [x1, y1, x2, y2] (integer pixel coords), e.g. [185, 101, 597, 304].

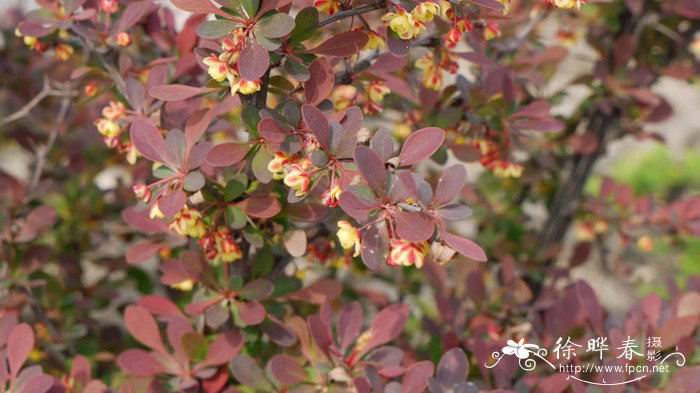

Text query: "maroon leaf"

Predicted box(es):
[261, 317, 297, 347]
[126, 240, 161, 265]
[124, 305, 167, 353]
[386, 31, 411, 57]
[239, 279, 275, 301]
[130, 119, 166, 163]
[302, 104, 330, 149]
[117, 349, 167, 376]
[513, 118, 565, 133]
[370, 128, 395, 161]
[111, 0, 151, 34]
[237, 301, 267, 325]
[138, 296, 184, 318]
[150, 84, 213, 101]
[510, 100, 552, 119]
[338, 302, 363, 353]
[239, 41, 269, 81]
[207, 142, 252, 167]
[257, 0, 292, 15]
[169, 0, 231, 18]
[15, 205, 57, 243]
[436, 348, 468, 387]
[436, 204, 473, 221]
[158, 188, 187, 217]
[304, 58, 334, 106]
[354, 146, 386, 194]
[308, 314, 334, 352]
[7, 323, 34, 378]
[443, 233, 487, 262]
[284, 279, 342, 304]
[399, 127, 444, 166]
[401, 361, 435, 393]
[269, 354, 307, 385]
[230, 355, 274, 391]
[302, 31, 368, 57]
[122, 206, 169, 233]
[395, 211, 434, 242]
[235, 195, 281, 218]
[360, 221, 389, 270]
[433, 165, 467, 206]
[575, 280, 604, 335]
[258, 118, 288, 142]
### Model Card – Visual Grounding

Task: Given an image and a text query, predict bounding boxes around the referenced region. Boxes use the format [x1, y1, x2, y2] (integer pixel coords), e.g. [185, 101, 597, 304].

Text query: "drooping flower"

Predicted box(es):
[484, 22, 501, 40]
[331, 85, 358, 111]
[132, 184, 152, 203]
[169, 207, 207, 238]
[170, 279, 195, 291]
[115, 32, 132, 47]
[490, 160, 524, 178]
[363, 30, 385, 51]
[267, 152, 290, 180]
[415, 54, 442, 90]
[94, 118, 120, 138]
[84, 82, 98, 97]
[444, 26, 462, 48]
[149, 201, 164, 219]
[382, 8, 425, 40]
[430, 241, 457, 264]
[552, 0, 582, 9]
[387, 239, 429, 268]
[214, 227, 242, 263]
[284, 163, 311, 196]
[322, 185, 342, 207]
[313, 0, 341, 15]
[411, 1, 440, 23]
[55, 44, 74, 61]
[367, 82, 391, 103]
[203, 54, 231, 82]
[100, 0, 119, 14]
[102, 101, 126, 120]
[337, 221, 361, 257]
[230, 76, 262, 96]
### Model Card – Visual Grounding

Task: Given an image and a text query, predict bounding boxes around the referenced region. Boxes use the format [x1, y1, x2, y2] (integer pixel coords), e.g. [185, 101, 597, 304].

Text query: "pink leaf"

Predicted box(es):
[122, 206, 169, 233]
[433, 165, 467, 206]
[238, 41, 269, 81]
[304, 58, 334, 106]
[126, 240, 161, 265]
[124, 305, 167, 353]
[338, 302, 363, 354]
[158, 188, 187, 217]
[399, 127, 444, 166]
[443, 233, 487, 262]
[138, 296, 184, 318]
[150, 84, 213, 101]
[395, 211, 434, 242]
[354, 146, 386, 194]
[358, 304, 409, 358]
[511, 100, 552, 119]
[111, 0, 151, 34]
[130, 119, 166, 163]
[269, 354, 307, 385]
[201, 330, 244, 367]
[186, 109, 213, 151]
[513, 118, 565, 133]
[207, 142, 252, 167]
[117, 349, 167, 376]
[237, 301, 266, 325]
[169, 0, 231, 18]
[235, 195, 281, 218]
[401, 361, 435, 393]
[7, 323, 34, 378]
[302, 31, 368, 57]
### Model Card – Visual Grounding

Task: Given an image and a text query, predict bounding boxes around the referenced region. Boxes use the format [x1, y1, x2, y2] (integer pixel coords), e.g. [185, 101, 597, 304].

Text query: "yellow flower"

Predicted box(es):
[313, 0, 341, 15]
[116, 32, 132, 47]
[367, 82, 391, 103]
[382, 8, 424, 40]
[331, 85, 358, 111]
[203, 53, 230, 82]
[364, 30, 385, 51]
[237, 79, 262, 95]
[491, 160, 523, 178]
[214, 227, 242, 263]
[411, 1, 440, 23]
[284, 163, 311, 197]
[337, 221, 361, 257]
[94, 118, 120, 138]
[103, 101, 126, 120]
[170, 279, 195, 291]
[387, 239, 429, 268]
[267, 152, 289, 180]
[637, 235, 654, 252]
[55, 44, 74, 62]
[169, 206, 206, 238]
[149, 202, 164, 219]
[690, 36, 700, 61]
[484, 22, 501, 41]
[322, 185, 342, 207]
[552, 0, 581, 9]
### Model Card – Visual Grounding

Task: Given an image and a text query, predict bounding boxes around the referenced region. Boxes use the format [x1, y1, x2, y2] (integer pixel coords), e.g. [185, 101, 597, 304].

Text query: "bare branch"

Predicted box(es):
[319, 1, 387, 27]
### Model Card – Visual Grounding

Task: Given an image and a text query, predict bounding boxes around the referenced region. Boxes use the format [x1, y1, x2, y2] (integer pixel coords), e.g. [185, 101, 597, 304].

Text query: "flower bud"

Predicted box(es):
[115, 32, 132, 47]
[84, 82, 98, 97]
[133, 184, 152, 203]
[284, 163, 311, 197]
[322, 185, 342, 207]
[100, 0, 119, 14]
[356, 127, 371, 144]
[55, 44, 74, 62]
[267, 152, 290, 180]
[430, 241, 457, 264]
[387, 239, 429, 268]
[170, 279, 195, 291]
[337, 221, 361, 257]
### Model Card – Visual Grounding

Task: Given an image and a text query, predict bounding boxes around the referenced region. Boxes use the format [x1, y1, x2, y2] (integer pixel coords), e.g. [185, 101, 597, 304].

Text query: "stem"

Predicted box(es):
[318, 1, 387, 27]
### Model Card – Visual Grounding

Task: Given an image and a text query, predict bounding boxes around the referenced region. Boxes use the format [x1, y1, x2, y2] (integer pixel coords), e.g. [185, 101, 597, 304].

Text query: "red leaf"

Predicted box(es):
[111, 0, 151, 34]
[433, 165, 467, 206]
[443, 233, 487, 262]
[18, 375, 54, 393]
[7, 323, 34, 378]
[138, 296, 184, 318]
[360, 221, 389, 270]
[358, 304, 409, 358]
[207, 142, 252, 167]
[201, 330, 244, 367]
[130, 119, 166, 163]
[514, 118, 565, 133]
[150, 84, 213, 101]
[258, 118, 288, 143]
[401, 361, 435, 393]
[269, 354, 307, 385]
[158, 188, 187, 217]
[169, 0, 231, 18]
[124, 305, 166, 353]
[399, 127, 444, 166]
[304, 58, 334, 106]
[117, 349, 167, 376]
[436, 348, 468, 386]
[238, 41, 269, 81]
[302, 31, 368, 57]
[511, 100, 552, 119]
[354, 146, 386, 194]
[338, 302, 363, 354]
[656, 316, 698, 348]
[235, 195, 281, 218]
[257, 0, 293, 15]
[575, 280, 604, 335]
[284, 279, 342, 304]
[395, 211, 434, 242]
[122, 206, 169, 233]
[126, 240, 161, 265]
[236, 301, 266, 325]
[301, 104, 330, 149]
[186, 109, 213, 152]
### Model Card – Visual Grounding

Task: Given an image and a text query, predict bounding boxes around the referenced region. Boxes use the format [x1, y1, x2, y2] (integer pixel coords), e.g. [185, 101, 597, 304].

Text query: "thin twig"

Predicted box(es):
[0, 75, 72, 128]
[319, 1, 387, 27]
[27, 93, 72, 192]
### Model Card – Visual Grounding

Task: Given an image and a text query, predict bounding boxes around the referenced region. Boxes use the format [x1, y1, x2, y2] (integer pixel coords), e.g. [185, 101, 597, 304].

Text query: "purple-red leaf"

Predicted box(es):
[360, 221, 389, 270]
[395, 211, 434, 242]
[239, 41, 269, 81]
[130, 119, 166, 163]
[401, 361, 435, 393]
[258, 118, 288, 143]
[7, 323, 34, 378]
[269, 354, 307, 385]
[169, 0, 231, 18]
[304, 58, 334, 106]
[158, 188, 187, 217]
[126, 240, 161, 265]
[235, 195, 281, 218]
[117, 349, 167, 376]
[186, 109, 213, 151]
[302, 31, 368, 57]
[150, 84, 213, 101]
[302, 104, 330, 149]
[207, 142, 252, 167]
[436, 348, 468, 387]
[433, 165, 467, 206]
[399, 127, 444, 166]
[513, 118, 565, 133]
[357, 304, 409, 358]
[511, 100, 552, 119]
[338, 302, 363, 354]
[201, 330, 244, 367]
[354, 146, 386, 194]
[443, 233, 487, 262]
[124, 305, 166, 353]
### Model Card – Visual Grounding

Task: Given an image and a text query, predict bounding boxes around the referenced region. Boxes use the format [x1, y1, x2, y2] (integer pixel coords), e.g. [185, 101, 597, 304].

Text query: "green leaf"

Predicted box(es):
[242, 105, 261, 138]
[224, 175, 248, 202]
[241, 0, 260, 18]
[271, 277, 302, 297]
[197, 19, 243, 38]
[252, 248, 274, 277]
[289, 7, 318, 45]
[255, 34, 282, 51]
[181, 332, 209, 361]
[183, 170, 206, 192]
[226, 206, 248, 230]
[257, 13, 295, 38]
[284, 58, 310, 82]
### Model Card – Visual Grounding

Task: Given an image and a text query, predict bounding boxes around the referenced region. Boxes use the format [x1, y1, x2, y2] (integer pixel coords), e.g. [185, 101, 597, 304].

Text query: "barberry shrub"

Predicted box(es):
[1, 0, 700, 391]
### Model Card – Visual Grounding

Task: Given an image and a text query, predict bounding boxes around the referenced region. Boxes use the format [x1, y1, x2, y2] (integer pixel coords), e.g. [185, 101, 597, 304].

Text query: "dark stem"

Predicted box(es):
[318, 1, 387, 27]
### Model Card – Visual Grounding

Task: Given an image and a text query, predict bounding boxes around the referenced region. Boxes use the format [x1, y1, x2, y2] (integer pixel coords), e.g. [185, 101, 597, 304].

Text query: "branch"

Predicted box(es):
[28, 92, 73, 192]
[0, 76, 72, 128]
[319, 1, 387, 27]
